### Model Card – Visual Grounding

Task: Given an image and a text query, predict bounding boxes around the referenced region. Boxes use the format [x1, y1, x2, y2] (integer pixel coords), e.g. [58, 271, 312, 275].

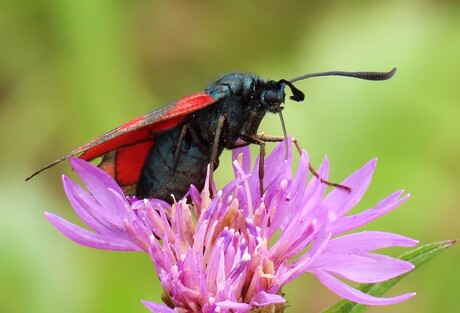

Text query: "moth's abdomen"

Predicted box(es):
[136, 126, 210, 203]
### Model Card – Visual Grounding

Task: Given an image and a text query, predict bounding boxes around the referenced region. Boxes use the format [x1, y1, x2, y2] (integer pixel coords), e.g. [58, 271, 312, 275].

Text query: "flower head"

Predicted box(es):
[46, 138, 417, 312]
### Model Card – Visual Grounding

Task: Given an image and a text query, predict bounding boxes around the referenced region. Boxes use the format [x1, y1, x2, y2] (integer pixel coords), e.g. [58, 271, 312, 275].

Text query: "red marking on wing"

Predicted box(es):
[75, 92, 215, 161]
[79, 116, 185, 161]
[26, 92, 216, 182]
[96, 140, 153, 188]
[116, 140, 154, 185]
[118, 115, 145, 131]
[115, 92, 215, 133]
[164, 93, 216, 117]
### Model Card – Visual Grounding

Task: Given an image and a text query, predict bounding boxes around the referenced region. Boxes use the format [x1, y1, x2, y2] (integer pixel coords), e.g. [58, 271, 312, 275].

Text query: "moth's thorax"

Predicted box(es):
[192, 73, 284, 148]
[206, 73, 264, 99]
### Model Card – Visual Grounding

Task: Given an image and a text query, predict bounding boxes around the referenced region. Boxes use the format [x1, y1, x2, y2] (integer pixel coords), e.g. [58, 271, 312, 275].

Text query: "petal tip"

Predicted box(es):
[369, 158, 378, 168]
[68, 156, 82, 167]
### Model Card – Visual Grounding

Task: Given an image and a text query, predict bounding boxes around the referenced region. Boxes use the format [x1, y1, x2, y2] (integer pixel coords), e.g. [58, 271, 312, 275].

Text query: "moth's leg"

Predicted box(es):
[173, 123, 206, 172]
[253, 133, 352, 192]
[207, 115, 227, 197]
[238, 134, 266, 197]
[172, 124, 188, 173]
[228, 140, 251, 149]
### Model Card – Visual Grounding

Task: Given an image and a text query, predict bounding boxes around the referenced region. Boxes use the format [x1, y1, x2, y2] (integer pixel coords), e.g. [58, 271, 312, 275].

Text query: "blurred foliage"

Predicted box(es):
[0, 0, 459, 312]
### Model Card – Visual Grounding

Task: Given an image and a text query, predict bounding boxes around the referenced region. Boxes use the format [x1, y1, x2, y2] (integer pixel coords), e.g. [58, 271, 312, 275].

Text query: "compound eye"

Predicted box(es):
[262, 90, 279, 105]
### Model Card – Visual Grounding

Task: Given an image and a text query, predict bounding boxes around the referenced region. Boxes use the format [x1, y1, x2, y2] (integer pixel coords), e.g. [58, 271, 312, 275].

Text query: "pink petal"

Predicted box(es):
[273, 231, 331, 291]
[314, 253, 414, 283]
[69, 157, 126, 212]
[250, 291, 285, 306]
[324, 231, 418, 254]
[262, 138, 292, 188]
[45, 213, 139, 251]
[232, 145, 252, 175]
[189, 184, 202, 208]
[327, 191, 409, 235]
[62, 176, 109, 233]
[313, 270, 416, 305]
[287, 151, 310, 202]
[376, 189, 406, 207]
[323, 159, 377, 220]
[63, 176, 124, 234]
[216, 300, 251, 312]
[303, 157, 329, 209]
[141, 301, 176, 313]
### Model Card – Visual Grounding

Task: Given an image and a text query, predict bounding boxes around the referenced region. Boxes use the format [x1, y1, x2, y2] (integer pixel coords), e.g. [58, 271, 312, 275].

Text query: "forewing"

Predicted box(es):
[27, 92, 216, 188]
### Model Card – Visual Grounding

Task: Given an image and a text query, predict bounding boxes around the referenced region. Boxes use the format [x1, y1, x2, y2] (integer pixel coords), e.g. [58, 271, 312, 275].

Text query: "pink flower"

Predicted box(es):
[46, 139, 417, 312]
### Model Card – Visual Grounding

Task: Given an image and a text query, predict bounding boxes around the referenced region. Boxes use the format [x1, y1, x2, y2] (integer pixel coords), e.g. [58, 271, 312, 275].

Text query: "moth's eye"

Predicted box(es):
[262, 90, 279, 105]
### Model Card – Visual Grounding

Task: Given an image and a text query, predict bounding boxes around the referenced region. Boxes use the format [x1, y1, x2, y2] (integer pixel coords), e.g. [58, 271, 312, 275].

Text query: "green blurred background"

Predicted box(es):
[1, 0, 459, 312]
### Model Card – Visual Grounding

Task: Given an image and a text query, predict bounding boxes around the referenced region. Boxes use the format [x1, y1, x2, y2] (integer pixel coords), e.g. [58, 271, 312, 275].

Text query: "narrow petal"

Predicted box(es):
[323, 159, 377, 220]
[287, 151, 309, 203]
[69, 157, 126, 212]
[327, 192, 410, 235]
[262, 138, 292, 188]
[314, 253, 414, 283]
[232, 145, 252, 175]
[376, 190, 406, 207]
[189, 184, 202, 208]
[62, 176, 113, 234]
[313, 270, 416, 305]
[45, 213, 139, 251]
[273, 230, 331, 290]
[250, 291, 285, 306]
[141, 301, 176, 313]
[302, 157, 329, 211]
[324, 231, 418, 254]
[216, 300, 251, 312]
[63, 176, 127, 235]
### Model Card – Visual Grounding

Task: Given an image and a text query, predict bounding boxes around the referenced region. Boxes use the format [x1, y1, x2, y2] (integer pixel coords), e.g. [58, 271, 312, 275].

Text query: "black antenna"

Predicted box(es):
[290, 67, 397, 83]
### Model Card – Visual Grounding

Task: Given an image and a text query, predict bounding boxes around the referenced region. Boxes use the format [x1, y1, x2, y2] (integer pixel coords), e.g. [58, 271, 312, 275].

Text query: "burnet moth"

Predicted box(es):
[27, 68, 396, 203]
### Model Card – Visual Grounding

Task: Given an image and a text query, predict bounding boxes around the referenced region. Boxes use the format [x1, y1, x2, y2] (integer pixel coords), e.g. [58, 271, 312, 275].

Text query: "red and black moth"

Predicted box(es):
[27, 69, 396, 203]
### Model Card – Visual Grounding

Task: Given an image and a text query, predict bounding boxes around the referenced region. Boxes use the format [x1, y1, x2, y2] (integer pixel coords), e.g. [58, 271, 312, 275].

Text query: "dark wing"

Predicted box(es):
[27, 92, 216, 191]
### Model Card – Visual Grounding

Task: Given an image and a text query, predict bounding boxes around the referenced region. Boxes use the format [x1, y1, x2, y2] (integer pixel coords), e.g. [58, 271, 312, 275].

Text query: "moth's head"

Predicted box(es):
[259, 79, 305, 113]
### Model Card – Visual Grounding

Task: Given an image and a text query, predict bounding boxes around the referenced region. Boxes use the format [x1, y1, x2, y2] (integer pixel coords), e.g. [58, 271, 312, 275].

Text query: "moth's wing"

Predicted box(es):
[27, 92, 216, 192]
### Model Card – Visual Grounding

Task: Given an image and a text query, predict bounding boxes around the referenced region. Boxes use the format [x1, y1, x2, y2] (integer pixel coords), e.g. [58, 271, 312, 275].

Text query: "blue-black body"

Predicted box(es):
[136, 73, 287, 201]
